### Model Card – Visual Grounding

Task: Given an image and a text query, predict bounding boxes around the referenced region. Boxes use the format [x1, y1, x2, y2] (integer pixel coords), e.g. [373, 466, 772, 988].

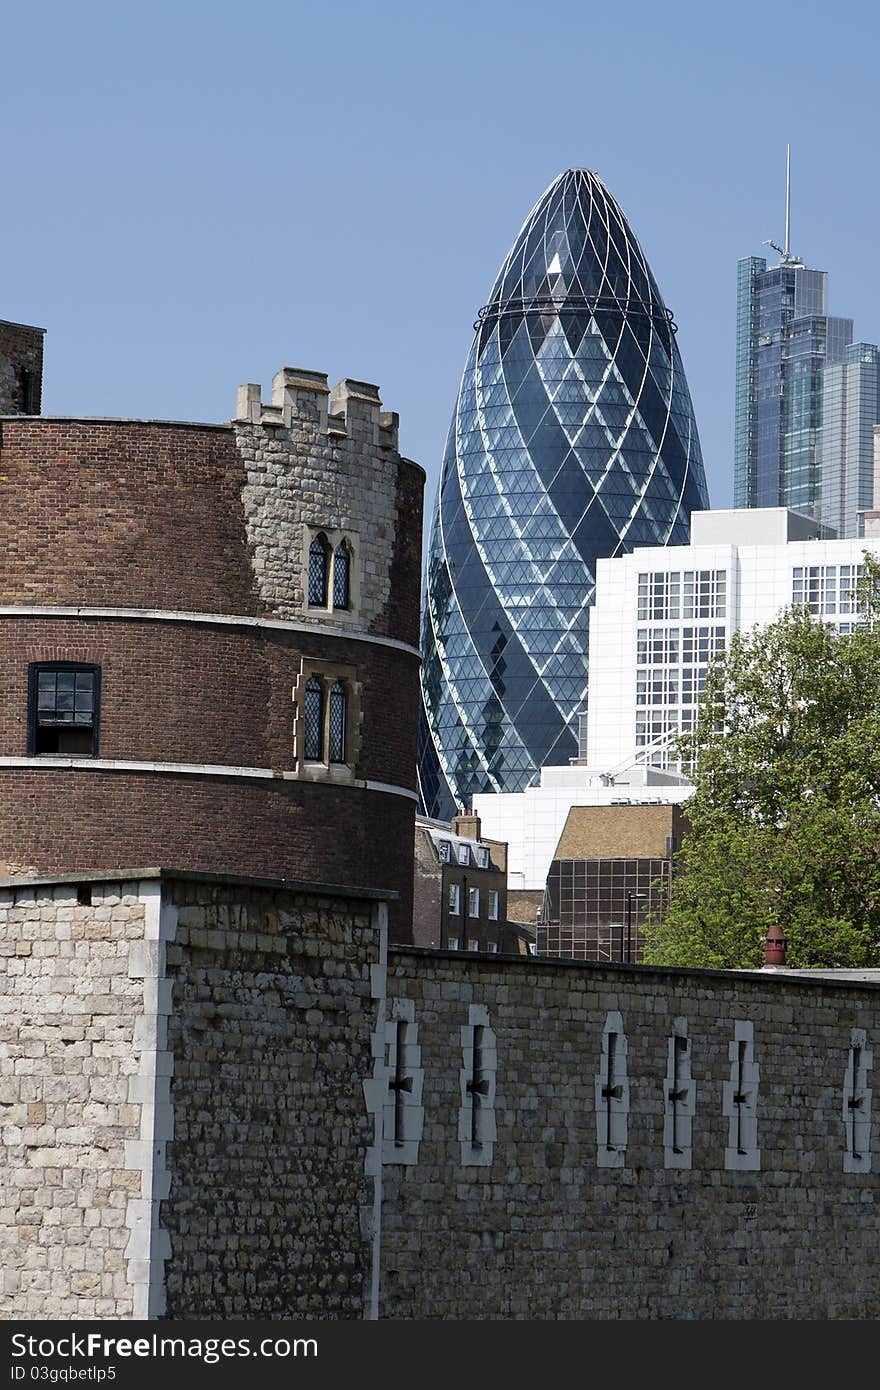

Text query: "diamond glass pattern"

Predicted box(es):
[332, 541, 350, 611]
[304, 676, 324, 761]
[328, 681, 347, 763]
[419, 169, 709, 818]
[308, 534, 329, 606]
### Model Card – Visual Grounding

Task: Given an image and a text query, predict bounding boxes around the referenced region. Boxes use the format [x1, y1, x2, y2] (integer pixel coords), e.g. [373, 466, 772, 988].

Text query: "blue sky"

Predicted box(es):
[3, 0, 879, 549]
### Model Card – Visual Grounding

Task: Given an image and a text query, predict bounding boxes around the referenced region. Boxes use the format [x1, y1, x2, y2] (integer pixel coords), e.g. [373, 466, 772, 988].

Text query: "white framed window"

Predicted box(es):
[488, 890, 499, 920]
[447, 937, 459, 951]
[457, 844, 469, 866]
[468, 886, 480, 918]
[843, 1029, 873, 1174]
[448, 884, 460, 915]
[438, 840, 451, 864]
[475, 846, 489, 869]
[459, 1005, 497, 1166]
[723, 1020, 760, 1171]
[381, 1000, 424, 1166]
[468, 939, 479, 951]
[595, 1011, 629, 1167]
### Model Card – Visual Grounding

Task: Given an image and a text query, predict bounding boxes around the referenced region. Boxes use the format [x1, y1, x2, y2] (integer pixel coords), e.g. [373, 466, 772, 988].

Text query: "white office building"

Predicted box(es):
[474, 507, 879, 892]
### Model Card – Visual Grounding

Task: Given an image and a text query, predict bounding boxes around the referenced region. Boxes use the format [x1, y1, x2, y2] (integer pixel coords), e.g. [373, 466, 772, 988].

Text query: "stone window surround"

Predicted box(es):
[292, 658, 362, 783]
[663, 1017, 696, 1170]
[723, 1019, 760, 1171]
[595, 1010, 630, 1167]
[843, 1028, 873, 1174]
[303, 525, 361, 625]
[381, 998, 424, 1166]
[458, 1004, 497, 1166]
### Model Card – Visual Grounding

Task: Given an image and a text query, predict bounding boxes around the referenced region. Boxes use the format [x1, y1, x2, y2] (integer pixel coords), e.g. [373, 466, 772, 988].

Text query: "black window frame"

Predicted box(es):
[308, 532, 331, 607]
[27, 662, 101, 757]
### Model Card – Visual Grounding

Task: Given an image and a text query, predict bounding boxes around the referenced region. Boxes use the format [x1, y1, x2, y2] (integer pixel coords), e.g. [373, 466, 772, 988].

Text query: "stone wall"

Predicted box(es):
[160, 877, 378, 1319]
[381, 948, 880, 1319]
[0, 879, 150, 1318]
[0, 320, 44, 416]
[233, 371, 422, 646]
[0, 872, 382, 1320]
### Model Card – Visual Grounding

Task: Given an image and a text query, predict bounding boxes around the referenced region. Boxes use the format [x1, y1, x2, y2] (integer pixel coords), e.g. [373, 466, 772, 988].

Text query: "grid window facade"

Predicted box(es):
[633, 623, 725, 768]
[541, 857, 670, 962]
[637, 570, 725, 621]
[792, 564, 862, 617]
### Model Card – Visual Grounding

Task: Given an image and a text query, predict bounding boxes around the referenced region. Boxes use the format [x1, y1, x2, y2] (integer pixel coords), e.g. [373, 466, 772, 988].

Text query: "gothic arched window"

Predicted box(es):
[332, 539, 351, 611]
[308, 533, 331, 607]
[304, 676, 324, 760]
[328, 681, 347, 763]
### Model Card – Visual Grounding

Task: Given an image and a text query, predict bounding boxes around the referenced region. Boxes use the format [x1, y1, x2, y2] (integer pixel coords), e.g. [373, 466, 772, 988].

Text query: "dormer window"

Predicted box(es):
[438, 840, 451, 864]
[29, 664, 100, 757]
[457, 845, 469, 866]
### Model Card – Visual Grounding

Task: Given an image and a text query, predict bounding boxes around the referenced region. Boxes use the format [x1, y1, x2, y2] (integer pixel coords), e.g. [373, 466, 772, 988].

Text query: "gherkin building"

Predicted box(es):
[418, 168, 709, 819]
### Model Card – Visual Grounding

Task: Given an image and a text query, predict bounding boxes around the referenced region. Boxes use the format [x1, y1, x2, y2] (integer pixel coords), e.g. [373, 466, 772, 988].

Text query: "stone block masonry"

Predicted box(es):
[0, 871, 382, 1320]
[0, 879, 149, 1318]
[6, 866, 880, 1321]
[0, 319, 44, 416]
[381, 950, 880, 1320]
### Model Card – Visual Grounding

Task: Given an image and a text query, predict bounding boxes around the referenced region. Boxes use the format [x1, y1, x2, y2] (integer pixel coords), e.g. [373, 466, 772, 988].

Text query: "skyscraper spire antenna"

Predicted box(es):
[784, 142, 791, 259]
[763, 144, 804, 267]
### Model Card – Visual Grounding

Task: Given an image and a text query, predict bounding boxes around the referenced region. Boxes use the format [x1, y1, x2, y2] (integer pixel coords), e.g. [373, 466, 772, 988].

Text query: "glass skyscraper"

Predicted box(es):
[820, 344, 880, 539]
[735, 255, 853, 516]
[419, 169, 709, 820]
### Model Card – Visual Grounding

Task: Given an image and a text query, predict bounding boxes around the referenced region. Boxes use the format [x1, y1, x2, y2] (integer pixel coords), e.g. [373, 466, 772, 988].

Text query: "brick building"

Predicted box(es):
[413, 812, 530, 952]
[0, 363, 424, 940]
[541, 803, 689, 962]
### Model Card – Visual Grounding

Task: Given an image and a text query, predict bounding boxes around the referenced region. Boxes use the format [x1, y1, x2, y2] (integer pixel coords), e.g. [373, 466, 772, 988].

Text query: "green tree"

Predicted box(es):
[643, 564, 880, 969]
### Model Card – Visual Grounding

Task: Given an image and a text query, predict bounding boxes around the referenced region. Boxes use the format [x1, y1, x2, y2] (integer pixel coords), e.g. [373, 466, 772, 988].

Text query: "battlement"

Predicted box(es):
[235, 368, 399, 451]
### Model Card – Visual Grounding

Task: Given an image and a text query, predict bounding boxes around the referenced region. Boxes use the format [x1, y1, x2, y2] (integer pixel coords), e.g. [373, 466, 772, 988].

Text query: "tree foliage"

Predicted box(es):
[642, 558, 880, 969]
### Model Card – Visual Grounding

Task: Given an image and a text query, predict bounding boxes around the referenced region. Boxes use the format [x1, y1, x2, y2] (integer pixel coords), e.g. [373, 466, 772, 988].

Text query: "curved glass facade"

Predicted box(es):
[419, 168, 709, 819]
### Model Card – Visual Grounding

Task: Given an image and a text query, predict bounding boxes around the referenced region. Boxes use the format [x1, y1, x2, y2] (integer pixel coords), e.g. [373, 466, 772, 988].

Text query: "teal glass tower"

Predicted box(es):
[735, 255, 852, 514]
[734, 147, 854, 517]
[419, 169, 709, 820]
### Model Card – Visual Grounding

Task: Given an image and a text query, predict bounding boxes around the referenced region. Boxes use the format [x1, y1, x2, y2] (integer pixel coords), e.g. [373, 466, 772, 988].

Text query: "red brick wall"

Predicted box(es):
[0, 416, 424, 942]
[0, 618, 418, 788]
[0, 420, 262, 613]
[0, 771, 414, 940]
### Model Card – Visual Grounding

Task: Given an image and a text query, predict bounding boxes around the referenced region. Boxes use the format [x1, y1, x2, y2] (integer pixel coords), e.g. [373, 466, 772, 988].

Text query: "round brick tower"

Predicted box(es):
[0, 368, 424, 939]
